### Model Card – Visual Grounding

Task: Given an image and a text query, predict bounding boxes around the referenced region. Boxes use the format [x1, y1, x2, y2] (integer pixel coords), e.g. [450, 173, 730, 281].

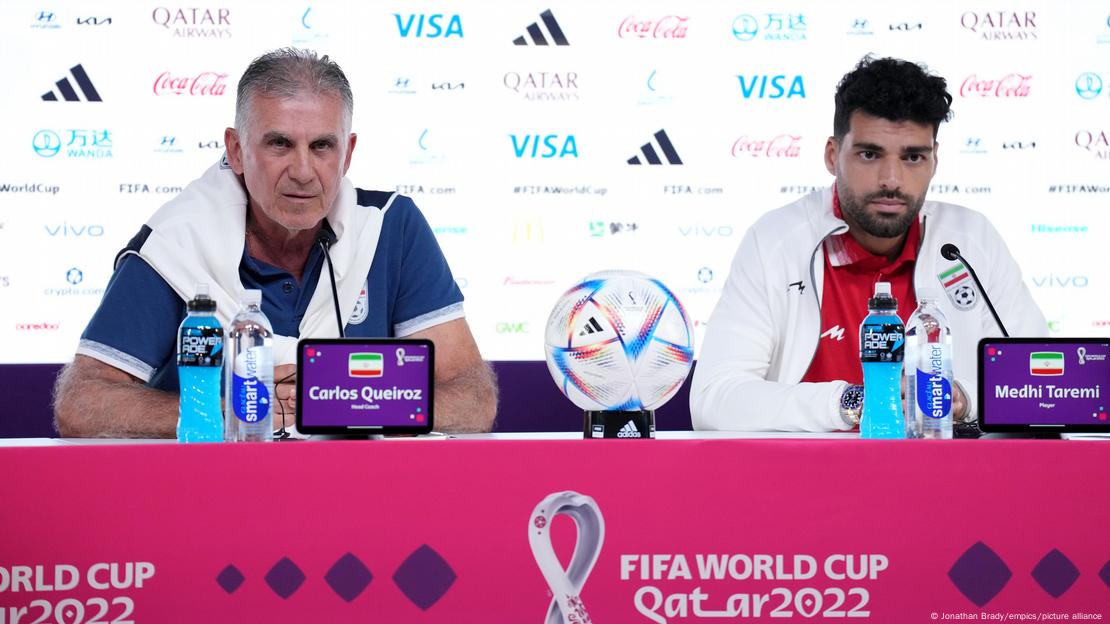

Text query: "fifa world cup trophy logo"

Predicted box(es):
[528, 491, 605, 624]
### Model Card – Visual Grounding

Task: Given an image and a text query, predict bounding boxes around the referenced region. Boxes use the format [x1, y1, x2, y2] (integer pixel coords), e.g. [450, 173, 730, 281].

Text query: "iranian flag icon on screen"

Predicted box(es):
[349, 353, 383, 378]
[1029, 351, 1065, 376]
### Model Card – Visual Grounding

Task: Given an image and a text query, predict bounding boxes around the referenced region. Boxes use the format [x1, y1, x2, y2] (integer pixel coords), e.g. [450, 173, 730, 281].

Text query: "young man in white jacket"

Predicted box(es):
[691, 56, 1046, 432]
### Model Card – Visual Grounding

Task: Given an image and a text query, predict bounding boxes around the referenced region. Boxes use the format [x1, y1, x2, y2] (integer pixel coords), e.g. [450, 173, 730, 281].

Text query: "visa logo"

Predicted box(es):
[45, 223, 105, 237]
[737, 75, 806, 99]
[511, 134, 579, 158]
[394, 13, 463, 38]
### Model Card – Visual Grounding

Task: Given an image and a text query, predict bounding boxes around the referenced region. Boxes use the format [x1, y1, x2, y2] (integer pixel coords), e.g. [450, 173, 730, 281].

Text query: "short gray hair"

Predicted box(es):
[234, 48, 354, 138]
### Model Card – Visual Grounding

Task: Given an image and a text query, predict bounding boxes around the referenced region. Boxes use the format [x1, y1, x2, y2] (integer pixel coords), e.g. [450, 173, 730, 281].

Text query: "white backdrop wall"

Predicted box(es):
[2, 1, 1109, 364]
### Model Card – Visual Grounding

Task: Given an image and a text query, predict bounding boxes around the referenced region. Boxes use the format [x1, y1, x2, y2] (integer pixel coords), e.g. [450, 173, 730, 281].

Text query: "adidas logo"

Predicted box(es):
[513, 9, 569, 46]
[627, 129, 683, 165]
[41, 64, 102, 102]
[578, 317, 604, 336]
[616, 421, 642, 438]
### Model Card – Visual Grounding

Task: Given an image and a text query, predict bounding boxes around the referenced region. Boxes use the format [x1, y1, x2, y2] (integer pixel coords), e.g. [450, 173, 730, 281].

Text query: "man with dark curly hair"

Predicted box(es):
[691, 56, 1046, 432]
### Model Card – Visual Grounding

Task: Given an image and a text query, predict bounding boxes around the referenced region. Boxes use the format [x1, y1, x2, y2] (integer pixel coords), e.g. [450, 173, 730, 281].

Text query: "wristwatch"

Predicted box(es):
[839, 384, 864, 427]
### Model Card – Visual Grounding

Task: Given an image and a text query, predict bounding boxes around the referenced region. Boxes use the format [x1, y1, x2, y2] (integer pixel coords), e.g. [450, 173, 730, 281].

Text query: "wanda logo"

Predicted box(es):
[618, 15, 689, 38]
[153, 71, 229, 96]
[731, 134, 802, 158]
[959, 74, 1031, 98]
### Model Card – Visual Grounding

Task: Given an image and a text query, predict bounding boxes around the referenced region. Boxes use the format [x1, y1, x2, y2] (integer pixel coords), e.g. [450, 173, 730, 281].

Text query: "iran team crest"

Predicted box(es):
[348, 280, 369, 325]
[938, 262, 978, 311]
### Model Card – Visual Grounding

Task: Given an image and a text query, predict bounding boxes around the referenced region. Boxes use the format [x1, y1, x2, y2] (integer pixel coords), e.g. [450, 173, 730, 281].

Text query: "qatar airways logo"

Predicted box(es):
[959, 73, 1031, 98]
[153, 71, 229, 96]
[960, 11, 1037, 40]
[731, 134, 801, 158]
[618, 15, 689, 39]
[1075, 130, 1110, 160]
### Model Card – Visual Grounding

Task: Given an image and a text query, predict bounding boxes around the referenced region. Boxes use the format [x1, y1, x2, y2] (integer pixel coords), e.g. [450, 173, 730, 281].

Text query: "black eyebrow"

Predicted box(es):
[851, 141, 934, 155]
[262, 131, 291, 143]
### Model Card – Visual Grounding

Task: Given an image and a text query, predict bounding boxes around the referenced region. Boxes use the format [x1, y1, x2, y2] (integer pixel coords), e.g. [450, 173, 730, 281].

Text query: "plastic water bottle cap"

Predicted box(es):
[242, 289, 262, 305]
[873, 282, 892, 297]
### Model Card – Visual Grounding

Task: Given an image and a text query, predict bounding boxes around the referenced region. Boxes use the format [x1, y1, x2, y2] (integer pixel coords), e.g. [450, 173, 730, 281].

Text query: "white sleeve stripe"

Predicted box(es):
[395, 302, 465, 337]
[76, 339, 155, 383]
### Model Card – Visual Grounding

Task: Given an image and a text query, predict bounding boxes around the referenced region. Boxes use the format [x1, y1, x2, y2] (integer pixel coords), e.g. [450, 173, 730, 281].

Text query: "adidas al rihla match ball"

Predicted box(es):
[544, 270, 695, 412]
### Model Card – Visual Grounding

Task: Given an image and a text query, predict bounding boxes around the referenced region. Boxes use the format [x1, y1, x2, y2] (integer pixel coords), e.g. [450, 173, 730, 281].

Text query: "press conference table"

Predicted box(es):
[1, 433, 1107, 622]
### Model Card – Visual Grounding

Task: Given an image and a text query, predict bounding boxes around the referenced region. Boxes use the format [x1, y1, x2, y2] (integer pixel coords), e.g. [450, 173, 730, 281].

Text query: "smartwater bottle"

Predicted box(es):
[224, 289, 274, 442]
[904, 291, 954, 439]
[859, 282, 906, 439]
[177, 284, 224, 442]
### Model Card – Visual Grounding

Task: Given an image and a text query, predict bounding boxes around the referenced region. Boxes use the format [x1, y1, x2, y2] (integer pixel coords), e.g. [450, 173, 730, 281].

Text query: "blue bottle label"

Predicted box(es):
[915, 345, 952, 420]
[231, 347, 270, 423]
[178, 325, 223, 366]
[860, 323, 904, 363]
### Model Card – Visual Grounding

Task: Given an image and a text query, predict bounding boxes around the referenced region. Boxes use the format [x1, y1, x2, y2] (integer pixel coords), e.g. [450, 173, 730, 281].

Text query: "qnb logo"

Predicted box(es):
[737, 74, 806, 99]
[731, 134, 802, 158]
[960, 11, 1036, 40]
[1032, 274, 1089, 288]
[510, 134, 578, 159]
[393, 13, 462, 38]
[618, 15, 689, 39]
[218, 546, 456, 608]
[959, 73, 1032, 98]
[1075, 73, 1105, 100]
[153, 71, 229, 96]
[627, 129, 682, 165]
[76, 16, 113, 26]
[513, 9, 569, 46]
[41, 64, 102, 102]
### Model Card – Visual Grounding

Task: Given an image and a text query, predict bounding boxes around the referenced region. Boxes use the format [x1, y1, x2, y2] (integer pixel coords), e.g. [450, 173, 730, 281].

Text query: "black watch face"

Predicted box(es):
[842, 386, 864, 409]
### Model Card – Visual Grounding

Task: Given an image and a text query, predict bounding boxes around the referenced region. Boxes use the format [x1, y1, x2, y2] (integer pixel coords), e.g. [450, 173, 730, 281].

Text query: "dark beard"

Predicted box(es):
[838, 185, 923, 238]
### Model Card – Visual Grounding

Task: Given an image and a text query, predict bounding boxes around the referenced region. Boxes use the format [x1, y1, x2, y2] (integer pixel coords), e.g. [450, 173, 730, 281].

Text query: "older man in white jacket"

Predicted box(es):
[691, 56, 1046, 432]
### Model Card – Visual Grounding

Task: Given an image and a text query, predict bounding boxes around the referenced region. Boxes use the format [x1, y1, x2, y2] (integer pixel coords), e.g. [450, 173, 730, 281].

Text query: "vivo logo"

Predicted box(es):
[679, 226, 734, 237]
[394, 13, 463, 38]
[1032, 274, 1089, 288]
[510, 134, 578, 158]
[45, 223, 104, 237]
[495, 322, 529, 334]
[737, 75, 806, 99]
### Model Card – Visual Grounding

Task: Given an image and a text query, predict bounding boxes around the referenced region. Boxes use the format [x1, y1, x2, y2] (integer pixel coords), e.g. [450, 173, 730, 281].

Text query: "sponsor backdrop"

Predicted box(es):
[2, 1, 1109, 364]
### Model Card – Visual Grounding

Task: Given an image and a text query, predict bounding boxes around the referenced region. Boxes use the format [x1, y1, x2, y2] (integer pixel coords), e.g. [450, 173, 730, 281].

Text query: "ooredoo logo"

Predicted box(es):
[15, 322, 60, 331]
[153, 72, 229, 96]
[960, 74, 1031, 98]
[618, 15, 689, 39]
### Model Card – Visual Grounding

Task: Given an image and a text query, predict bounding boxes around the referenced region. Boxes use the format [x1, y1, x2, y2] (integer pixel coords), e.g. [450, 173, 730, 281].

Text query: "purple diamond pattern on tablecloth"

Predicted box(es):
[948, 541, 1012, 607]
[325, 552, 374, 602]
[216, 565, 244, 594]
[1031, 549, 1079, 598]
[265, 557, 306, 599]
[392, 544, 457, 610]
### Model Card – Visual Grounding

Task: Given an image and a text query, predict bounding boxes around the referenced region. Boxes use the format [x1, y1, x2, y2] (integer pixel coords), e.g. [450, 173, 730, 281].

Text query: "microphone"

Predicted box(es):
[939, 243, 1008, 337]
[316, 229, 345, 338]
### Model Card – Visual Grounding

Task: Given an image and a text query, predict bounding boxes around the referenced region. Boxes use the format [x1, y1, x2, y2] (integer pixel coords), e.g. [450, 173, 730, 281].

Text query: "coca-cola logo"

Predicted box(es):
[153, 72, 229, 96]
[618, 15, 689, 39]
[731, 134, 802, 158]
[959, 74, 1032, 98]
[1075, 130, 1110, 151]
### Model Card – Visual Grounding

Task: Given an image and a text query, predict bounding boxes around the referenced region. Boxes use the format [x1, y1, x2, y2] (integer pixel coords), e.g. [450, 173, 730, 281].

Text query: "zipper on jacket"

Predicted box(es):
[802, 226, 844, 374]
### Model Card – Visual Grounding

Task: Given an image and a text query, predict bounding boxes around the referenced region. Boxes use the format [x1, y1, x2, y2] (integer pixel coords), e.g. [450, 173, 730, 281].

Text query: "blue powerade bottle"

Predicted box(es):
[859, 282, 906, 439]
[177, 284, 224, 442]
